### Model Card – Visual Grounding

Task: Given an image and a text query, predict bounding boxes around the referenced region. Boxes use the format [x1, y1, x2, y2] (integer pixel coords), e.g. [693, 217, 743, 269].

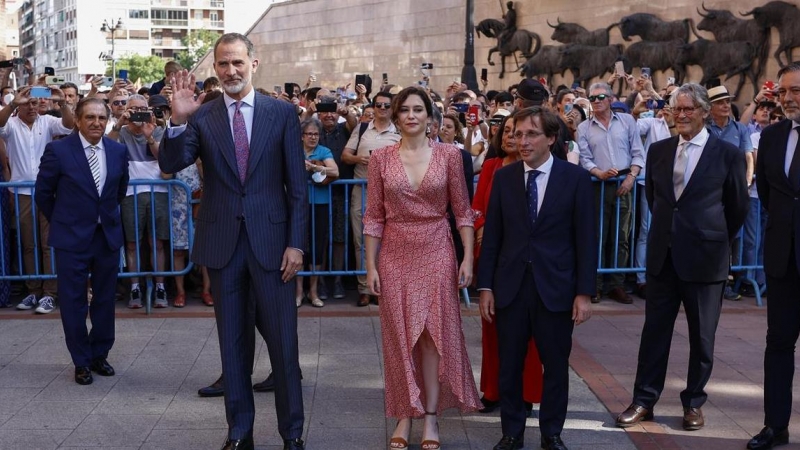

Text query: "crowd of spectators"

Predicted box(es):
[0, 57, 778, 311]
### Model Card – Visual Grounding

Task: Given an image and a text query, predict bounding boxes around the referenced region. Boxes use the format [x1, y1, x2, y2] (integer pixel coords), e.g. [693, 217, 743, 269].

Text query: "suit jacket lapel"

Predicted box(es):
[776, 120, 794, 190]
[69, 133, 99, 199]
[665, 136, 679, 204]
[246, 93, 277, 181]
[208, 97, 239, 178]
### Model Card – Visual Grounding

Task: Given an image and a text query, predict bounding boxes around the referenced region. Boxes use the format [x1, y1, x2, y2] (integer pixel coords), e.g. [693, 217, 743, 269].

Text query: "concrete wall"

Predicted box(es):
[193, 0, 799, 105]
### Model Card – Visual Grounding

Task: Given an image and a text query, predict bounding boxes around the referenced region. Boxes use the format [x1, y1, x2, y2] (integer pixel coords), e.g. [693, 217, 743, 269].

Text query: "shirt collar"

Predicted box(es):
[367, 119, 397, 133]
[223, 88, 256, 110]
[523, 153, 554, 174]
[78, 132, 104, 151]
[793, 120, 800, 130]
[678, 127, 709, 149]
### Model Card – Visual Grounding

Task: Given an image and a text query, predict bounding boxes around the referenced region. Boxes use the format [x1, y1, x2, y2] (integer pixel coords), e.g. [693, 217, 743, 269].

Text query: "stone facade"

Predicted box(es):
[193, 0, 798, 104]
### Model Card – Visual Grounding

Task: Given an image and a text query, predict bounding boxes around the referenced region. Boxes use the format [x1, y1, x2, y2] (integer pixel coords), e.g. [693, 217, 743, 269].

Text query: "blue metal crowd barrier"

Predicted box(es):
[0, 179, 195, 313]
[594, 175, 765, 306]
[0, 175, 764, 309]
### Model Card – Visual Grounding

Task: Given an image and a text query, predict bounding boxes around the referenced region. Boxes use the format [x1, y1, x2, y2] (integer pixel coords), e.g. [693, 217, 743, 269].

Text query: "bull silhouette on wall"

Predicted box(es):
[741, 0, 800, 67]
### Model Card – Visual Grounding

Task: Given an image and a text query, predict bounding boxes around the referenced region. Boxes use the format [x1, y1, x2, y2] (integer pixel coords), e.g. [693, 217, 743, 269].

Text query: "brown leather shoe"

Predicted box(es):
[371, 295, 379, 305]
[683, 407, 704, 430]
[608, 287, 633, 304]
[357, 294, 370, 307]
[616, 403, 653, 428]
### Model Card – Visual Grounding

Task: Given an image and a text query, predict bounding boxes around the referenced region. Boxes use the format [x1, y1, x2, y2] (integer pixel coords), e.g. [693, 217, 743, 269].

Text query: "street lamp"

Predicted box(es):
[461, 0, 478, 91]
[100, 18, 124, 78]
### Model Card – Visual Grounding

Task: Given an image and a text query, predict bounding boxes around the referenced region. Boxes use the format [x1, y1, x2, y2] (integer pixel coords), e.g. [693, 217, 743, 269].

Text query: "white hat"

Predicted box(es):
[707, 85, 733, 103]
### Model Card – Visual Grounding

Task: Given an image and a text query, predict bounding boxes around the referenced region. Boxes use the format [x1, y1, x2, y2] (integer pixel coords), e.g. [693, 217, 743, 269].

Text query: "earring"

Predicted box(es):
[425, 124, 432, 135]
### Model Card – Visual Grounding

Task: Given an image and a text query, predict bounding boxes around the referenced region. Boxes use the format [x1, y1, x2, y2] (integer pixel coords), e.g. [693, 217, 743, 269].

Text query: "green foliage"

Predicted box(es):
[109, 54, 167, 83]
[176, 29, 221, 70]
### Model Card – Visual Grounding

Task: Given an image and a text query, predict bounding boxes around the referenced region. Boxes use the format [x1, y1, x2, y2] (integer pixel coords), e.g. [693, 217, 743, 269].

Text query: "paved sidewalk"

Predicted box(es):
[0, 297, 635, 450]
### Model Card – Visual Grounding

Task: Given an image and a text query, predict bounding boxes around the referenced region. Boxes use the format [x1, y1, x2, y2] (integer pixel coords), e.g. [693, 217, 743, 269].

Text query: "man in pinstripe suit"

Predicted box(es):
[158, 33, 308, 450]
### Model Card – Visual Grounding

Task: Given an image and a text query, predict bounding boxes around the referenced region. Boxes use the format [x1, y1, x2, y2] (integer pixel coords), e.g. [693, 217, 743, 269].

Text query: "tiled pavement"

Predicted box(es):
[0, 289, 796, 449]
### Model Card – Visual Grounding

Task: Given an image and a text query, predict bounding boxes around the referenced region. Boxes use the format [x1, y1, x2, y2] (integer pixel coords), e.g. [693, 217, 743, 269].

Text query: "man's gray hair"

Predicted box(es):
[127, 94, 147, 103]
[669, 83, 711, 113]
[214, 33, 255, 60]
[588, 82, 614, 98]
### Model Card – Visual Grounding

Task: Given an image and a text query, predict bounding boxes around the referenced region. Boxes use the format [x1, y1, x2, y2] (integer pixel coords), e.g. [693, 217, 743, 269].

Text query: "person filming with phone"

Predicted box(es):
[0, 85, 74, 314]
[106, 94, 171, 309]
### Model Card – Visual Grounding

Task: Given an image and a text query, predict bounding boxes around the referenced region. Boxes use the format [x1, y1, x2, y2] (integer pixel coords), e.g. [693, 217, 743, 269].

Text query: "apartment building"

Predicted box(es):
[16, 0, 240, 83]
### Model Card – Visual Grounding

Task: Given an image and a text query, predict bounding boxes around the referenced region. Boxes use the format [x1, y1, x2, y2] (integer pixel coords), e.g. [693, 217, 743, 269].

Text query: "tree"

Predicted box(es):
[110, 54, 166, 84]
[176, 29, 221, 71]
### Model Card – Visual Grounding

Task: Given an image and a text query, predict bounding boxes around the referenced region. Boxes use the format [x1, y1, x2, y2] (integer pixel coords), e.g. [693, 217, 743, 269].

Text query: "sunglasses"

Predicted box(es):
[770, 115, 785, 121]
[588, 94, 609, 102]
[374, 102, 391, 109]
[112, 100, 127, 106]
[489, 119, 502, 126]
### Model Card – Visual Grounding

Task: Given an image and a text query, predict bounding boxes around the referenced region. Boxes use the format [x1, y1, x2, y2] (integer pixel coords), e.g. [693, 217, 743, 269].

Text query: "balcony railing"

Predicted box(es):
[151, 19, 189, 27]
[151, 0, 188, 6]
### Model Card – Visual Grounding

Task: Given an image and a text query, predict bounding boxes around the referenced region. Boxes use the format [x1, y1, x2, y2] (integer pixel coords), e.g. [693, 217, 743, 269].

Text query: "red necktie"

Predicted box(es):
[233, 101, 249, 184]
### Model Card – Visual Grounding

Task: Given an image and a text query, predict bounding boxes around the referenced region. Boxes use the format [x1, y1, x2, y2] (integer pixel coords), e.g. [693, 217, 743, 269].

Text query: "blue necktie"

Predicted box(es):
[527, 170, 542, 227]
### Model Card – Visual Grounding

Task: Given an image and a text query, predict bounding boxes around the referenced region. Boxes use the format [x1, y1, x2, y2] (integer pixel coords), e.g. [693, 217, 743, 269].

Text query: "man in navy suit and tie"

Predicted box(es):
[616, 83, 748, 431]
[35, 97, 129, 385]
[748, 63, 800, 450]
[478, 107, 597, 450]
[159, 33, 307, 450]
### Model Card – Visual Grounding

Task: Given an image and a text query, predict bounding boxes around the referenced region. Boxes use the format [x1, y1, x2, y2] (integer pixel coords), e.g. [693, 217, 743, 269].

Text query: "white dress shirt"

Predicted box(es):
[523, 153, 554, 216]
[677, 127, 710, 186]
[0, 114, 73, 194]
[78, 133, 107, 195]
[784, 120, 800, 177]
[223, 89, 255, 144]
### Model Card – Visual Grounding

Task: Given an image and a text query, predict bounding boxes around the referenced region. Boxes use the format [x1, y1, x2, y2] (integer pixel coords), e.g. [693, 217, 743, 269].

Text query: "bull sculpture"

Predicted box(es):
[676, 39, 758, 98]
[622, 40, 686, 86]
[619, 13, 692, 42]
[519, 45, 570, 81]
[741, 0, 800, 67]
[560, 44, 625, 89]
[696, 3, 770, 85]
[547, 18, 617, 47]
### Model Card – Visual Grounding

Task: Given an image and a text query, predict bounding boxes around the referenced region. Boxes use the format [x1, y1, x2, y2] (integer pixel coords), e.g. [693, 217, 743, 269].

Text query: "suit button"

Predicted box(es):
[674, 207, 678, 211]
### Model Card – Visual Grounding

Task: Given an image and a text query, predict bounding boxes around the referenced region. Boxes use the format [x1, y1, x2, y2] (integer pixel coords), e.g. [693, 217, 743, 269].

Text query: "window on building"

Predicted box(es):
[129, 10, 149, 19]
[129, 30, 149, 40]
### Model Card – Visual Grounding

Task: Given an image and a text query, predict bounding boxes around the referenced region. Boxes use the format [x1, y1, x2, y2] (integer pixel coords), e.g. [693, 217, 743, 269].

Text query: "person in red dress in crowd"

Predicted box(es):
[473, 111, 544, 414]
[364, 86, 480, 450]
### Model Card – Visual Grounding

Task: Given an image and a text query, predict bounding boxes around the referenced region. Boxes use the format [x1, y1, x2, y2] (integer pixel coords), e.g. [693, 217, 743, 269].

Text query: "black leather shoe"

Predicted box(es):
[253, 370, 304, 392]
[493, 435, 523, 450]
[682, 406, 704, 431]
[75, 366, 93, 385]
[252, 372, 275, 392]
[90, 357, 115, 376]
[283, 438, 305, 449]
[616, 403, 653, 428]
[478, 396, 500, 413]
[220, 437, 254, 450]
[747, 426, 789, 450]
[541, 434, 568, 450]
[199, 375, 224, 397]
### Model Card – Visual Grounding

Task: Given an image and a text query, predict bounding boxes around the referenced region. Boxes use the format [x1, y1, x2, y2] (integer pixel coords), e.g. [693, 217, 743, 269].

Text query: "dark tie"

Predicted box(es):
[88, 145, 101, 194]
[789, 126, 800, 191]
[233, 101, 249, 184]
[526, 169, 542, 227]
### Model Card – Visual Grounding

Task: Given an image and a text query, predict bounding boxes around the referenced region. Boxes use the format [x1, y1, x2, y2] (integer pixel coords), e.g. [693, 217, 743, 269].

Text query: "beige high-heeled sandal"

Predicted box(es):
[421, 411, 440, 450]
[389, 419, 411, 449]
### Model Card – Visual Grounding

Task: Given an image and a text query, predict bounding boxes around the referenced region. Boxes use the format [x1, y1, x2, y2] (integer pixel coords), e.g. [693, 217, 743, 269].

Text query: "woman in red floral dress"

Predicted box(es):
[364, 86, 480, 450]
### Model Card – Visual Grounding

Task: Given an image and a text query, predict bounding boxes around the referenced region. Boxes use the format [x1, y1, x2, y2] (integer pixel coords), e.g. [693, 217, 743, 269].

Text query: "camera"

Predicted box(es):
[45, 76, 65, 85]
[152, 108, 165, 119]
[129, 111, 152, 122]
[420, 63, 433, 70]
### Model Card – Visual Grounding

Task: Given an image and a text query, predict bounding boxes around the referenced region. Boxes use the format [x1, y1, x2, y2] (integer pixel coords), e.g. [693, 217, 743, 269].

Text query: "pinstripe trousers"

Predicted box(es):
[208, 223, 304, 441]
